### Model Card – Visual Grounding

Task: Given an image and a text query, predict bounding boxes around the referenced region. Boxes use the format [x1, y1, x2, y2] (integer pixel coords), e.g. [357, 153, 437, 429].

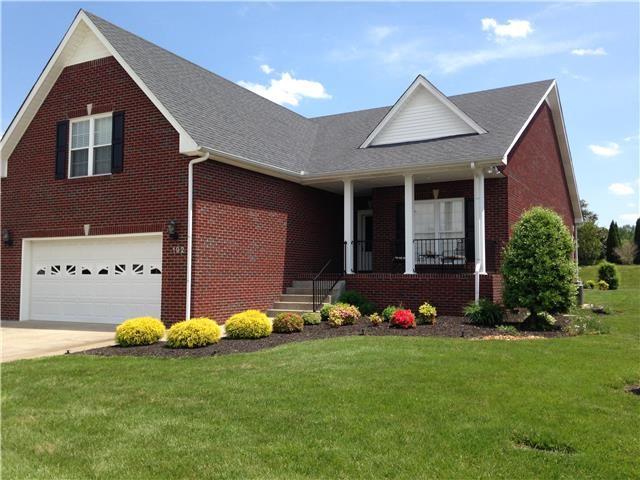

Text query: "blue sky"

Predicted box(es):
[2, 2, 638, 226]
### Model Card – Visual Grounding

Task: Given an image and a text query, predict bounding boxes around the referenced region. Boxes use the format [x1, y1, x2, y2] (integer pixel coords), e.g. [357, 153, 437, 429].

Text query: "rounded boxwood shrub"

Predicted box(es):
[115, 317, 165, 347]
[597, 261, 619, 290]
[463, 299, 504, 327]
[328, 303, 361, 327]
[338, 290, 376, 315]
[166, 317, 221, 348]
[597, 279, 609, 291]
[390, 309, 416, 329]
[302, 312, 321, 325]
[273, 312, 304, 333]
[320, 304, 333, 321]
[502, 207, 576, 316]
[225, 310, 272, 339]
[381, 305, 399, 322]
[585, 279, 595, 289]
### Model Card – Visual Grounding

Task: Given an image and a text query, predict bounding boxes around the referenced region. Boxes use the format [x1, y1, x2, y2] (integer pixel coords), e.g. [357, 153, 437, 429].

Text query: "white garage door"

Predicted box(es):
[27, 235, 162, 324]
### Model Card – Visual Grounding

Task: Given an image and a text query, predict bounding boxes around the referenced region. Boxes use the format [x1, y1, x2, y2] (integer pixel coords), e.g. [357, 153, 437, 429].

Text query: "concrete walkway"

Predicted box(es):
[1, 321, 116, 363]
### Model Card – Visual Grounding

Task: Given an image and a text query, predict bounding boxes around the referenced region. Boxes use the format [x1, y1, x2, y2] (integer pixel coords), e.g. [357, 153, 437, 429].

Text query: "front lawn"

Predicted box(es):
[2, 267, 639, 479]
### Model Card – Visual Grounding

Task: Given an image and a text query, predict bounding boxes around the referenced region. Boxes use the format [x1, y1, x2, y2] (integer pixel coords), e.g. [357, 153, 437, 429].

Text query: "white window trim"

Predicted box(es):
[68, 112, 113, 179]
[414, 197, 465, 240]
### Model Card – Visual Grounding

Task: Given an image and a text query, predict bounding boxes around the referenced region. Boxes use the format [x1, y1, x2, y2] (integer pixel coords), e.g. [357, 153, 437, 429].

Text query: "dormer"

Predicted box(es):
[360, 75, 486, 148]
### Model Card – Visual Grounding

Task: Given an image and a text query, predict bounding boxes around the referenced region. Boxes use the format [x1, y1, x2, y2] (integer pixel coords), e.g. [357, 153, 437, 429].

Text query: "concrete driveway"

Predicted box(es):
[1, 321, 116, 363]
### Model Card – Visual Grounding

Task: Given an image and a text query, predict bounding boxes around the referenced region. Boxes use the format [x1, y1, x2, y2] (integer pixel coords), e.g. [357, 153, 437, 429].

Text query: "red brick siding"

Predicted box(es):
[504, 103, 575, 230]
[370, 178, 508, 273]
[191, 161, 343, 322]
[0, 57, 189, 323]
[346, 273, 502, 316]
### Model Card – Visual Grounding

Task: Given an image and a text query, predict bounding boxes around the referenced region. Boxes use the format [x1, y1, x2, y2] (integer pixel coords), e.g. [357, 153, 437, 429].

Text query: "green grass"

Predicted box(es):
[3, 268, 639, 479]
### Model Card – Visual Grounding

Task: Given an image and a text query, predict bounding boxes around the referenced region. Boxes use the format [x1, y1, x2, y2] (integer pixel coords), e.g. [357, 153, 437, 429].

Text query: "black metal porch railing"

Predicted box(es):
[414, 238, 467, 267]
[311, 245, 346, 312]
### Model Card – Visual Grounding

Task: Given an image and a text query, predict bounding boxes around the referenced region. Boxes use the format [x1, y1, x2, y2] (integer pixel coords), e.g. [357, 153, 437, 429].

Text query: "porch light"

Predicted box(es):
[2, 228, 12, 246]
[167, 220, 178, 240]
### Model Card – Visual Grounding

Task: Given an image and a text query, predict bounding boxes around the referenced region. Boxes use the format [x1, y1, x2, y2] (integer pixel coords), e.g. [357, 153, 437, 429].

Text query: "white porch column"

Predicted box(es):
[473, 170, 486, 275]
[404, 174, 415, 274]
[343, 179, 354, 274]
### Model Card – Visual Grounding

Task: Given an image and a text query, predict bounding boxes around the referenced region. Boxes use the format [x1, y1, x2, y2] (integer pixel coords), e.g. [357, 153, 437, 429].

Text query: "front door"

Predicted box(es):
[356, 210, 373, 272]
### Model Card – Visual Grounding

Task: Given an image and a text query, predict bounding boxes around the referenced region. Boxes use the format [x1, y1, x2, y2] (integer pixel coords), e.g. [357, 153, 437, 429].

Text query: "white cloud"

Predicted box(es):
[608, 183, 635, 196]
[259, 64, 274, 74]
[588, 142, 621, 157]
[620, 212, 640, 223]
[571, 47, 606, 56]
[624, 133, 639, 142]
[481, 18, 533, 40]
[238, 72, 331, 107]
[368, 26, 397, 43]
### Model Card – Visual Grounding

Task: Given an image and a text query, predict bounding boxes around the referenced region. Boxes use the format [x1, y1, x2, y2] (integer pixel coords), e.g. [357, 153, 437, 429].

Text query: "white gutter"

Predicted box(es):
[186, 151, 210, 320]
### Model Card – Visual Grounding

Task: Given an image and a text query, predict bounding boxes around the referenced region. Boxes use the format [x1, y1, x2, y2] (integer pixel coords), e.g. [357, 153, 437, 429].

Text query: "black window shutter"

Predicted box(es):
[395, 203, 405, 257]
[111, 111, 125, 173]
[55, 120, 69, 180]
[464, 198, 475, 261]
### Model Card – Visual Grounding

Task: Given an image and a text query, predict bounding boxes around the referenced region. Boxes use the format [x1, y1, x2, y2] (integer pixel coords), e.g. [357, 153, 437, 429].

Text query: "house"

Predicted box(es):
[0, 10, 582, 325]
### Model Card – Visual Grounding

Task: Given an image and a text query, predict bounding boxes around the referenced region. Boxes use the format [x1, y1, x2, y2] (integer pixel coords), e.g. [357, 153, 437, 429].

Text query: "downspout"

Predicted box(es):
[186, 151, 210, 320]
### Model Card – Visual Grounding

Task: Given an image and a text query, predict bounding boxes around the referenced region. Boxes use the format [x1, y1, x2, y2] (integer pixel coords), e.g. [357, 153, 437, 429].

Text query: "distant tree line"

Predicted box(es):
[577, 199, 639, 265]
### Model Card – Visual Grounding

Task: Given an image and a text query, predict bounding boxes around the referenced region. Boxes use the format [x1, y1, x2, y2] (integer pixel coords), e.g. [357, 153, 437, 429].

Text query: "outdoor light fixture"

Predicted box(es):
[2, 228, 12, 246]
[167, 220, 178, 240]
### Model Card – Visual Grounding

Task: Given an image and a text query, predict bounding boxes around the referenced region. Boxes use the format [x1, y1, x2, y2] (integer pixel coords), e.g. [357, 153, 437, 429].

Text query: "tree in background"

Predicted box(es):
[615, 241, 638, 265]
[618, 224, 635, 243]
[580, 199, 599, 223]
[635, 218, 640, 264]
[577, 199, 607, 265]
[606, 221, 622, 263]
[502, 207, 576, 317]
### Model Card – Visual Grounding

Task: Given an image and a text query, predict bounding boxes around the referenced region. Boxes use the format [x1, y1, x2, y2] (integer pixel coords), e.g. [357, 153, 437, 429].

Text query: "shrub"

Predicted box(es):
[381, 305, 399, 323]
[320, 304, 333, 322]
[502, 207, 576, 315]
[521, 311, 557, 331]
[369, 313, 383, 326]
[597, 261, 619, 290]
[338, 290, 375, 315]
[597, 280, 609, 291]
[328, 303, 361, 327]
[463, 299, 504, 327]
[273, 312, 304, 333]
[585, 280, 595, 289]
[563, 314, 610, 336]
[225, 310, 272, 339]
[390, 309, 416, 329]
[614, 240, 638, 265]
[166, 318, 221, 348]
[302, 312, 321, 325]
[115, 317, 165, 347]
[496, 325, 519, 336]
[417, 302, 437, 325]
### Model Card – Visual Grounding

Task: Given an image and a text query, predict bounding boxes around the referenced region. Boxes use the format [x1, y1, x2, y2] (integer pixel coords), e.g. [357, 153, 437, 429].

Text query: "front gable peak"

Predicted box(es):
[360, 75, 486, 148]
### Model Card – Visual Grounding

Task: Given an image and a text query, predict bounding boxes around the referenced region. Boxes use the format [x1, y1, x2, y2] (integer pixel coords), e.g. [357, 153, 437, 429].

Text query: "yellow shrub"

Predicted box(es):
[115, 317, 165, 347]
[166, 317, 221, 348]
[225, 310, 272, 339]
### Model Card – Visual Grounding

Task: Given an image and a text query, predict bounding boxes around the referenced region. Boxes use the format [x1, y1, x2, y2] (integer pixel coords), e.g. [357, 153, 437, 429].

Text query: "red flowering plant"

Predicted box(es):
[390, 308, 416, 329]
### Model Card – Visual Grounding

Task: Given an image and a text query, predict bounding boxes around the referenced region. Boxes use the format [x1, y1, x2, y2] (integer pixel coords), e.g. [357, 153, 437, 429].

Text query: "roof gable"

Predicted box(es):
[360, 75, 486, 148]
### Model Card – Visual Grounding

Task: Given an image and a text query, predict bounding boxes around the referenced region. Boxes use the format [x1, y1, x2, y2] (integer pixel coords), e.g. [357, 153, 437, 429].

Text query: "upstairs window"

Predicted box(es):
[69, 114, 112, 178]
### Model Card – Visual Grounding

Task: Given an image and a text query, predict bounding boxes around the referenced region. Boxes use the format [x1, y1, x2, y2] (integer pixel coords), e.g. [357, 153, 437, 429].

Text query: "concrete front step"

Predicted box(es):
[272, 301, 315, 310]
[279, 294, 314, 302]
[285, 287, 314, 295]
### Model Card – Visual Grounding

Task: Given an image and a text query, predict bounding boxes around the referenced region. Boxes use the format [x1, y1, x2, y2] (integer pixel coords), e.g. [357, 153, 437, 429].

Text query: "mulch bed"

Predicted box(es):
[81, 315, 569, 359]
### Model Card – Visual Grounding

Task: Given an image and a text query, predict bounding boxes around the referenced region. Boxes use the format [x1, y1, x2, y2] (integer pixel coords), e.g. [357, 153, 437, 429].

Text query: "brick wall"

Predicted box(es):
[191, 161, 343, 322]
[0, 57, 189, 323]
[346, 273, 502, 316]
[504, 103, 576, 230]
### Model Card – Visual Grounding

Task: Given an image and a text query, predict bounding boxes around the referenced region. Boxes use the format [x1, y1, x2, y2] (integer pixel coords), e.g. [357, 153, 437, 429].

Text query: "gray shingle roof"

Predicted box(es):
[87, 11, 553, 177]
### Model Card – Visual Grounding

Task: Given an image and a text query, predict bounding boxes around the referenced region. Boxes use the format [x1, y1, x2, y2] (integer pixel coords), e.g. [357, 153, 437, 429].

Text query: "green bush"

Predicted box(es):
[166, 318, 221, 348]
[338, 290, 375, 315]
[585, 280, 595, 289]
[521, 311, 557, 331]
[463, 299, 505, 327]
[417, 302, 437, 325]
[369, 313, 383, 326]
[597, 261, 619, 290]
[597, 280, 609, 291]
[320, 304, 333, 321]
[328, 303, 361, 327]
[302, 312, 321, 325]
[273, 312, 304, 333]
[563, 312, 610, 336]
[502, 207, 576, 315]
[115, 317, 165, 347]
[496, 325, 519, 336]
[225, 310, 272, 339]
[381, 305, 399, 322]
